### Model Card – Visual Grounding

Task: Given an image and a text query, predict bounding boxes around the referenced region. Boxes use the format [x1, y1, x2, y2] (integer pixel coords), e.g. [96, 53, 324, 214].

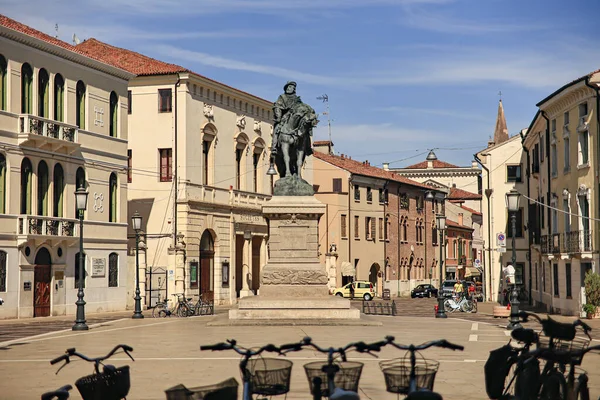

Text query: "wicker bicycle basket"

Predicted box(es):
[538, 335, 590, 365]
[379, 357, 439, 394]
[164, 377, 239, 400]
[246, 358, 293, 396]
[303, 361, 364, 397]
[75, 366, 131, 400]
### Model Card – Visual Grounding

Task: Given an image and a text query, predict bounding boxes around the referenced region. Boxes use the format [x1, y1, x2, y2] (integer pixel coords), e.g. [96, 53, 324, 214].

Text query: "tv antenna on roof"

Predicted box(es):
[55, 24, 59, 39]
[316, 94, 332, 145]
[72, 33, 81, 45]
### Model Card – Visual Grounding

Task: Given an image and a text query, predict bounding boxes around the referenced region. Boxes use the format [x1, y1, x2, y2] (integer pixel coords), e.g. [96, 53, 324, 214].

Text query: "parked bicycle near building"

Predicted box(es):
[49, 344, 134, 400]
[152, 293, 195, 318]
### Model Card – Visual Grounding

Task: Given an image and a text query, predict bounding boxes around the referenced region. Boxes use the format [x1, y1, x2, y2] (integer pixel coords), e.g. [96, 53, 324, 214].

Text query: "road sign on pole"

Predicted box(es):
[497, 232, 506, 247]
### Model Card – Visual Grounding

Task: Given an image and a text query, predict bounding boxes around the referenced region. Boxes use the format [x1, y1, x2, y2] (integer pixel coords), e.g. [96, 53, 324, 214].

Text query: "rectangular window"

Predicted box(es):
[127, 90, 132, 114]
[542, 261, 547, 293]
[127, 149, 132, 183]
[551, 144, 557, 177]
[400, 193, 409, 210]
[553, 263, 559, 296]
[564, 137, 570, 172]
[354, 185, 360, 201]
[371, 217, 376, 241]
[579, 102, 588, 118]
[158, 89, 172, 112]
[253, 153, 259, 192]
[563, 198, 570, 232]
[540, 135, 544, 162]
[365, 217, 370, 240]
[384, 217, 389, 240]
[235, 148, 242, 190]
[534, 262, 538, 291]
[341, 214, 347, 238]
[551, 118, 556, 134]
[159, 148, 172, 182]
[354, 216, 359, 239]
[564, 111, 569, 126]
[333, 178, 342, 193]
[203, 141, 210, 185]
[532, 143, 540, 173]
[515, 262, 524, 285]
[190, 261, 199, 289]
[579, 131, 589, 165]
[379, 218, 383, 240]
[565, 263, 572, 298]
[366, 187, 372, 202]
[541, 196, 545, 229]
[379, 189, 384, 204]
[506, 208, 524, 238]
[507, 165, 522, 182]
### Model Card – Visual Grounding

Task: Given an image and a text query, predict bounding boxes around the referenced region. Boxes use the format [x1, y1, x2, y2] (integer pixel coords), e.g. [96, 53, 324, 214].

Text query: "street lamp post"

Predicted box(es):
[73, 186, 89, 331]
[436, 214, 447, 318]
[506, 189, 522, 330]
[132, 211, 144, 319]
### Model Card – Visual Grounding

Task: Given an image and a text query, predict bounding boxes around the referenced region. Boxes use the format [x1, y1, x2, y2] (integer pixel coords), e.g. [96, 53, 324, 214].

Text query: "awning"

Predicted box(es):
[340, 261, 355, 276]
[465, 267, 481, 277]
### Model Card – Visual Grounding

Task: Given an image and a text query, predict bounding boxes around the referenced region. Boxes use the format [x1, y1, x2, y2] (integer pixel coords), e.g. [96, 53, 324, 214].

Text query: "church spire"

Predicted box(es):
[493, 99, 509, 145]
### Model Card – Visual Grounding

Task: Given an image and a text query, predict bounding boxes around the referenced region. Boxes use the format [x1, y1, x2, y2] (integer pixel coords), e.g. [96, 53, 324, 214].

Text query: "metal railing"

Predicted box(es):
[17, 215, 77, 237]
[542, 230, 593, 254]
[19, 114, 78, 142]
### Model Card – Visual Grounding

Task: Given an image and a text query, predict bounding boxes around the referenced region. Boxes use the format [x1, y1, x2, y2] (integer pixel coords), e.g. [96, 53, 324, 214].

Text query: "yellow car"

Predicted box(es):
[333, 281, 375, 301]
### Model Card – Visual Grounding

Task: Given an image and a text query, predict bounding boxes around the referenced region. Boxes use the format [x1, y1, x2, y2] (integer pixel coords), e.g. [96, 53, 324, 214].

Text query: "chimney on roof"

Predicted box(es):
[452, 183, 457, 188]
[383, 162, 389, 171]
[426, 149, 437, 169]
[471, 160, 478, 168]
[366, 160, 370, 166]
[313, 140, 335, 155]
[458, 213, 463, 226]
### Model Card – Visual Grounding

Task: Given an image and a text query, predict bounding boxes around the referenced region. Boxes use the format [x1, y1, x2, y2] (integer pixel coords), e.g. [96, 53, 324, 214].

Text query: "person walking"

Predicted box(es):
[349, 282, 355, 300]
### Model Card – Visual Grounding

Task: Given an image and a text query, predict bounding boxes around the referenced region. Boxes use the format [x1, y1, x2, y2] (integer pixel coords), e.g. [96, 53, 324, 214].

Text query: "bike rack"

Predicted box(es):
[362, 300, 397, 316]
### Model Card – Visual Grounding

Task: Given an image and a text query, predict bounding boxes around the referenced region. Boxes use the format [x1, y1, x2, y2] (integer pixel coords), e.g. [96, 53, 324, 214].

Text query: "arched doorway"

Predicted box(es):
[369, 263, 381, 298]
[34, 247, 52, 317]
[200, 230, 215, 301]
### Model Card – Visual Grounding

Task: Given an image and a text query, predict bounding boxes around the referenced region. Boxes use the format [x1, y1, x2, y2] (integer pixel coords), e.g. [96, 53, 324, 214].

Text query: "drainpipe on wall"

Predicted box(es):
[474, 153, 490, 302]
[348, 175, 352, 281]
[520, 131, 533, 306]
[173, 74, 181, 249]
[584, 78, 600, 270]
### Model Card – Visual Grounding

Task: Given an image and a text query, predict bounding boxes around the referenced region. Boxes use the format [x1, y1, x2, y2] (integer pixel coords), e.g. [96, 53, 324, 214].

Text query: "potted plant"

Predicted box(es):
[583, 303, 597, 319]
[584, 271, 600, 318]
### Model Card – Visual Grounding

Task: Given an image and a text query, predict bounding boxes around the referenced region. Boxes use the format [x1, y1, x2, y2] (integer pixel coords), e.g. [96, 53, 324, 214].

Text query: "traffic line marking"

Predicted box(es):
[471, 323, 478, 331]
[469, 334, 478, 342]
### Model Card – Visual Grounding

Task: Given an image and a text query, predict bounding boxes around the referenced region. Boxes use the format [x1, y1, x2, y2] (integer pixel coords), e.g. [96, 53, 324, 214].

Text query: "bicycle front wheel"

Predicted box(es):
[539, 370, 566, 400]
[152, 303, 166, 318]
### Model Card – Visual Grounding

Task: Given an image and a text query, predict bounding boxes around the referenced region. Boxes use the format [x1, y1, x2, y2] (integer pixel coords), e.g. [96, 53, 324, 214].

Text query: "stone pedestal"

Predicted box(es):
[229, 196, 359, 320]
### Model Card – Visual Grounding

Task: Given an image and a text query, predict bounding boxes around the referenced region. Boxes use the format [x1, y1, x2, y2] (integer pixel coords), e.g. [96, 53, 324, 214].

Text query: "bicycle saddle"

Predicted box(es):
[511, 328, 538, 345]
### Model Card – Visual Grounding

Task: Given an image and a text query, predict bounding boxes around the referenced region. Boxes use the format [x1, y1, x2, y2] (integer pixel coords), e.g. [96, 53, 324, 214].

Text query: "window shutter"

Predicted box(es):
[333, 178, 342, 193]
[371, 218, 376, 241]
[365, 217, 369, 239]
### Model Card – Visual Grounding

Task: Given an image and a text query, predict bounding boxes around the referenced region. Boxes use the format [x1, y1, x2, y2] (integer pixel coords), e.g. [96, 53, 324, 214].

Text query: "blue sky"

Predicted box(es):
[5, 0, 600, 168]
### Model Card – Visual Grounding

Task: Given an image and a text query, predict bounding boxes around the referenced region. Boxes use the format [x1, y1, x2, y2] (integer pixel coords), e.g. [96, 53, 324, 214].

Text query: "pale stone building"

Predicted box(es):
[76, 39, 274, 306]
[476, 101, 529, 303]
[0, 16, 134, 318]
[523, 69, 600, 315]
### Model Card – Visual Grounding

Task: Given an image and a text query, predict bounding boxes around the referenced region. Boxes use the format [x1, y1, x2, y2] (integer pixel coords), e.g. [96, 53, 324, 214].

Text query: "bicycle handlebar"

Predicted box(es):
[200, 340, 285, 359]
[524, 343, 600, 365]
[517, 311, 592, 340]
[384, 336, 464, 352]
[50, 344, 134, 372]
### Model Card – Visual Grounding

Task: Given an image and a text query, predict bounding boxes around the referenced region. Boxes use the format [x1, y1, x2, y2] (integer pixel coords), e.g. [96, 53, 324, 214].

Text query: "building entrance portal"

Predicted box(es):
[200, 230, 215, 302]
[34, 248, 52, 317]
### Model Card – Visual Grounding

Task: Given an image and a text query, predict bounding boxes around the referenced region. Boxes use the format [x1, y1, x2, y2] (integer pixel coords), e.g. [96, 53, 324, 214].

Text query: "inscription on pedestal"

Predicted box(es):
[280, 226, 307, 250]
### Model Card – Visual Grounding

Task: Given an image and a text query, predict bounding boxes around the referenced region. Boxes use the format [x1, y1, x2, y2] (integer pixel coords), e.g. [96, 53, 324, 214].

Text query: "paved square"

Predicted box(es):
[1, 312, 599, 399]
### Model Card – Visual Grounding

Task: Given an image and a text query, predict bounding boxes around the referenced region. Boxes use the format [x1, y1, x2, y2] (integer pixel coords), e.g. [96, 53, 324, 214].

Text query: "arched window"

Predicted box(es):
[53, 74, 64, 122]
[76, 81, 86, 129]
[74, 252, 86, 288]
[0, 250, 5, 291]
[0, 153, 5, 213]
[38, 68, 49, 117]
[108, 252, 118, 287]
[109, 173, 117, 222]
[21, 63, 33, 114]
[37, 161, 49, 216]
[75, 167, 86, 218]
[109, 91, 118, 137]
[53, 163, 64, 217]
[234, 133, 248, 190]
[252, 139, 265, 193]
[20, 158, 32, 214]
[0, 55, 6, 111]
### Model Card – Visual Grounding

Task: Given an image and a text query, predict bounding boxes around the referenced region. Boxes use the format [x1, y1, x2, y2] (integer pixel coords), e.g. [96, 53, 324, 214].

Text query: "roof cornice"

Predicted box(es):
[0, 26, 135, 81]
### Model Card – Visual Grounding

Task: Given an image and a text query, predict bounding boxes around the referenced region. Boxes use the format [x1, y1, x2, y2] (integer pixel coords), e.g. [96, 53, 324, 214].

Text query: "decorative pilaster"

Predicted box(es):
[174, 233, 186, 295]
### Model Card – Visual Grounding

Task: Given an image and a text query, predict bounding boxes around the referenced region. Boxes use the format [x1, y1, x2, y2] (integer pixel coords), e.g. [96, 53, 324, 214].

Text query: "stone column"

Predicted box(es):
[174, 233, 186, 295]
[240, 234, 254, 297]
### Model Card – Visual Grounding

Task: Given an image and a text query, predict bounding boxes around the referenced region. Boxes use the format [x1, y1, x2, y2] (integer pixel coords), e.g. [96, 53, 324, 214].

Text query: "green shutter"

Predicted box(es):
[0, 57, 6, 111]
[0, 155, 5, 213]
[54, 165, 63, 217]
[110, 174, 117, 222]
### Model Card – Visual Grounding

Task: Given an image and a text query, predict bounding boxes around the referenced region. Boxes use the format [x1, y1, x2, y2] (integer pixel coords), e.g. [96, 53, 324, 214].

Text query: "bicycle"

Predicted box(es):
[380, 336, 464, 399]
[193, 339, 294, 400]
[190, 293, 214, 316]
[283, 336, 386, 400]
[153, 294, 194, 318]
[41, 385, 72, 400]
[49, 344, 134, 400]
[485, 311, 593, 400]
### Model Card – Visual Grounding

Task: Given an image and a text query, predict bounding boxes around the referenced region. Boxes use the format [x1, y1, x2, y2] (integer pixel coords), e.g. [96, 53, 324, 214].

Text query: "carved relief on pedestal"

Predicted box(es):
[236, 115, 246, 130]
[203, 104, 214, 119]
[261, 269, 328, 285]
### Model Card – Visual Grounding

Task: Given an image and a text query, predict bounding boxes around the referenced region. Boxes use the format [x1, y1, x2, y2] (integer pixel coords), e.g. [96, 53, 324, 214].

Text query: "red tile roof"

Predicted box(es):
[446, 219, 473, 230]
[448, 187, 482, 200]
[460, 204, 482, 216]
[314, 152, 439, 191]
[314, 140, 333, 146]
[0, 14, 77, 52]
[404, 160, 459, 169]
[75, 38, 271, 104]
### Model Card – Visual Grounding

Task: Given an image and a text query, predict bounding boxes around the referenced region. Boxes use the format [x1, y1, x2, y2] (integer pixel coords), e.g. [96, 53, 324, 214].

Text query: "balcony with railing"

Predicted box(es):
[541, 234, 549, 254]
[16, 215, 79, 247]
[18, 114, 80, 154]
[183, 183, 271, 211]
[564, 230, 593, 255]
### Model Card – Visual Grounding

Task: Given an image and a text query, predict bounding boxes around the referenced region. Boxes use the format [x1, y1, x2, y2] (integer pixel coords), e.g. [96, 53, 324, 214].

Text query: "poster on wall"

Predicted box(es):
[92, 258, 106, 277]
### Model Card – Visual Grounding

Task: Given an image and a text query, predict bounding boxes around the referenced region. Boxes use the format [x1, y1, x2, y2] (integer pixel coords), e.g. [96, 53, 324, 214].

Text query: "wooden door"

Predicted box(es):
[200, 252, 214, 302]
[34, 265, 51, 317]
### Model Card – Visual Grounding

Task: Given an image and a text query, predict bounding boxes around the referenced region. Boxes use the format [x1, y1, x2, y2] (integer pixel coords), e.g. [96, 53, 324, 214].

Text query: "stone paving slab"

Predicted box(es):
[0, 314, 599, 399]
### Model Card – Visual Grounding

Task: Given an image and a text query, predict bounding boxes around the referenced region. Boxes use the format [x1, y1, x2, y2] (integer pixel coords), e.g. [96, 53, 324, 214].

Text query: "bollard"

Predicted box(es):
[434, 305, 439, 315]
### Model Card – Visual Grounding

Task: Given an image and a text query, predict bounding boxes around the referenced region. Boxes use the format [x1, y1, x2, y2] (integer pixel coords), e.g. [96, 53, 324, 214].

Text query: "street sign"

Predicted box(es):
[474, 259, 481, 267]
[497, 232, 506, 247]
[497, 247, 507, 253]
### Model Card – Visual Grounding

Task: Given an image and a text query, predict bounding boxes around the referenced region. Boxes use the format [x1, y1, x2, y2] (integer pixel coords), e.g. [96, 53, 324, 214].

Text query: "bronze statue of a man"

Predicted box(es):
[272, 81, 302, 156]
